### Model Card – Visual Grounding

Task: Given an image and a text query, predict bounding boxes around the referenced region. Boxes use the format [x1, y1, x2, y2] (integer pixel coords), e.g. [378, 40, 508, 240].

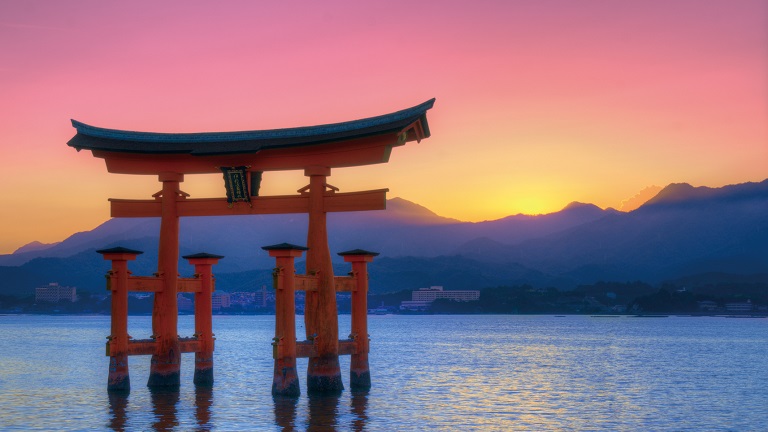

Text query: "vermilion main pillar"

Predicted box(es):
[148, 173, 183, 387]
[304, 166, 343, 393]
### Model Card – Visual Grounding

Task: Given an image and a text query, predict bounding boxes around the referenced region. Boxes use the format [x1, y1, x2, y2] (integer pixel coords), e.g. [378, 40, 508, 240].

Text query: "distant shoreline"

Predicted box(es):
[2, 311, 766, 318]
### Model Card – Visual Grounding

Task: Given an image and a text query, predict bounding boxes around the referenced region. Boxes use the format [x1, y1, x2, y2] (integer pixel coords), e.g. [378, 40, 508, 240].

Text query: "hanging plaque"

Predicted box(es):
[220, 166, 251, 207]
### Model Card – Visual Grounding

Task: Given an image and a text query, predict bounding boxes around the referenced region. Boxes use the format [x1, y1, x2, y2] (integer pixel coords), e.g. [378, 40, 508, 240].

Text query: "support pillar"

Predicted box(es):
[149, 172, 183, 387]
[263, 243, 307, 397]
[339, 249, 378, 390]
[303, 166, 343, 393]
[183, 253, 224, 386]
[97, 247, 143, 392]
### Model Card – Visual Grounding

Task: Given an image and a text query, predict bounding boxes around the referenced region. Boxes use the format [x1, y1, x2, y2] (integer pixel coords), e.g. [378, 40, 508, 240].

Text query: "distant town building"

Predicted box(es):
[230, 285, 269, 309]
[411, 286, 480, 302]
[399, 300, 433, 311]
[35, 282, 77, 303]
[212, 292, 231, 310]
[400, 286, 479, 311]
[177, 293, 194, 312]
[256, 285, 269, 308]
[725, 301, 753, 312]
[697, 300, 718, 312]
[229, 291, 255, 307]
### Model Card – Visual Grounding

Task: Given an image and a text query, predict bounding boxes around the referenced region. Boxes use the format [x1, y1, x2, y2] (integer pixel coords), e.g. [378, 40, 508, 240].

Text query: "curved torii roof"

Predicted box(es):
[67, 99, 435, 174]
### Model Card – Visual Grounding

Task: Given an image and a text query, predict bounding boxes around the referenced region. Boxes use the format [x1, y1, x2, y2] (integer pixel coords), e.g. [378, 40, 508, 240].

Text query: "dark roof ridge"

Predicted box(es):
[71, 99, 435, 144]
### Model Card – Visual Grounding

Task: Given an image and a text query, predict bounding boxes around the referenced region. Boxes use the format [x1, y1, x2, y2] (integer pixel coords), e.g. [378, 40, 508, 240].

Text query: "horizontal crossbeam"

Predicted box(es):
[108, 276, 204, 293]
[292, 275, 357, 292]
[291, 339, 357, 359]
[294, 275, 318, 291]
[108, 337, 203, 356]
[109, 189, 388, 218]
[334, 276, 357, 292]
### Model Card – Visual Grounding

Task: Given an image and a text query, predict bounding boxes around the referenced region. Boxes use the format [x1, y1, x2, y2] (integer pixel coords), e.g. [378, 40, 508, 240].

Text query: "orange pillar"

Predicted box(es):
[183, 253, 223, 386]
[98, 246, 142, 392]
[339, 249, 378, 390]
[149, 172, 183, 387]
[263, 243, 306, 397]
[303, 166, 343, 393]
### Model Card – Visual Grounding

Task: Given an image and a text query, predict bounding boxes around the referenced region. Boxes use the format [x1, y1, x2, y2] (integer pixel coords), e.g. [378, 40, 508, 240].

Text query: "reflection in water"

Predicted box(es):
[107, 387, 214, 431]
[107, 391, 129, 431]
[149, 387, 180, 431]
[273, 395, 298, 431]
[194, 386, 214, 429]
[307, 393, 341, 431]
[12, 315, 764, 430]
[272, 391, 370, 431]
[350, 390, 369, 431]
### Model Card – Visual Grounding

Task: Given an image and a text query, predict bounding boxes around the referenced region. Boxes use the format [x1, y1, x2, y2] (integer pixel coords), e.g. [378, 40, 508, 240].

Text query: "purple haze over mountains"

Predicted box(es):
[1, 180, 767, 294]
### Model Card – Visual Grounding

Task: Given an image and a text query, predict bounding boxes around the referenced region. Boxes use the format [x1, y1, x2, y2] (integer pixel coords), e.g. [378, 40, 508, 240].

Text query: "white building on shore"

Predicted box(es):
[35, 282, 77, 303]
[400, 286, 480, 311]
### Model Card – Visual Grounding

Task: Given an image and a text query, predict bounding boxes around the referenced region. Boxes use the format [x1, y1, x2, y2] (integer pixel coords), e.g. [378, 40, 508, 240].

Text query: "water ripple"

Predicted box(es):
[0, 315, 766, 430]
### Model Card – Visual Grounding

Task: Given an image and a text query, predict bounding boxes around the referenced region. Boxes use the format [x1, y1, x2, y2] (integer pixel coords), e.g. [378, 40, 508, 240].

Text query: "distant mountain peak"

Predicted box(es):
[562, 201, 598, 211]
[639, 179, 768, 209]
[13, 241, 60, 254]
[647, 183, 697, 204]
[642, 182, 718, 207]
[384, 197, 461, 224]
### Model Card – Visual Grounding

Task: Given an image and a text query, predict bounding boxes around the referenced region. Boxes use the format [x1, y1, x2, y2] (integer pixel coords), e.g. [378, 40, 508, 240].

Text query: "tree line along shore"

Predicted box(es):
[2, 280, 766, 316]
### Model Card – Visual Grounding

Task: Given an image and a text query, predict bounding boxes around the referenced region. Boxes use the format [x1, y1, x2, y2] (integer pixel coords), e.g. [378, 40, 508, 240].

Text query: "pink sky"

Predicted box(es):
[0, 0, 766, 254]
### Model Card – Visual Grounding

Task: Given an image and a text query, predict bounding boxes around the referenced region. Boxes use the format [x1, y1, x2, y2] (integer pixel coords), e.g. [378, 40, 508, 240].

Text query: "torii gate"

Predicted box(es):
[68, 99, 435, 394]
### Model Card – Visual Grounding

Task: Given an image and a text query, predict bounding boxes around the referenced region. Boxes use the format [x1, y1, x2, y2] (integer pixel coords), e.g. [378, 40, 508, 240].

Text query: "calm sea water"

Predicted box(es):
[0, 314, 766, 431]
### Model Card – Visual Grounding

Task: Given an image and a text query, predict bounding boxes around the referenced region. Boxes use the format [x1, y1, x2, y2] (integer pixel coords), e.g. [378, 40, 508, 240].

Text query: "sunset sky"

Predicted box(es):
[0, 0, 766, 254]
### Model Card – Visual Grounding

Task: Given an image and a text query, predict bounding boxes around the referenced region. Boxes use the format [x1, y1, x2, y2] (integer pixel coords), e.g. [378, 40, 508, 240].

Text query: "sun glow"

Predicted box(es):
[508, 196, 560, 216]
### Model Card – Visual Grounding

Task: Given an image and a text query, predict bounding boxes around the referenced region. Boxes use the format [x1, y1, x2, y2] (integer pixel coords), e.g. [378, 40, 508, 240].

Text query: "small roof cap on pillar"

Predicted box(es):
[96, 246, 143, 255]
[182, 252, 225, 260]
[337, 249, 380, 256]
[261, 243, 309, 251]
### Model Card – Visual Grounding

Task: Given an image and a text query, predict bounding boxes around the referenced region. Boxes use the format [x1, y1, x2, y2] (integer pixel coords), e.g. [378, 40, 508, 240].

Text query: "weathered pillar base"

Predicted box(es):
[193, 354, 213, 386]
[107, 353, 130, 392]
[272, 358, 300, 397]
[148, 351, 181, 387]
[350, 354, 371, 390]
[307, 356, 344, 394]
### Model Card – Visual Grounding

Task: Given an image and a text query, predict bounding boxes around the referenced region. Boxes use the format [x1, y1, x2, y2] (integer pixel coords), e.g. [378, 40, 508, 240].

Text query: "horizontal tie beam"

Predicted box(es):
[291, 339, 357, 359]
[292, 275, 357, 292]
[110, 276, 205, 293]
[107, 337, 204, 356]
[109, 189, 388, 218]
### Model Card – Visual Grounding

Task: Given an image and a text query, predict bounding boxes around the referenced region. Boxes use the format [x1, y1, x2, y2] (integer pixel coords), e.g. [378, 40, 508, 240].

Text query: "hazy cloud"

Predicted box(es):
[619, 185, 662, 212]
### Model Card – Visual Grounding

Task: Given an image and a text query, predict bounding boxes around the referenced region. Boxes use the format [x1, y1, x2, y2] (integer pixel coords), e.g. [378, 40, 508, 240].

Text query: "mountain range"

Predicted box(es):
[2, 179, 767, 296]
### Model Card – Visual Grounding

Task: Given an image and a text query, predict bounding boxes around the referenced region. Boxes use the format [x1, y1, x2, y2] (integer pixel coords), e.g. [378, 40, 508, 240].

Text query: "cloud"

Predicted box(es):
[619, 185, 662, 212]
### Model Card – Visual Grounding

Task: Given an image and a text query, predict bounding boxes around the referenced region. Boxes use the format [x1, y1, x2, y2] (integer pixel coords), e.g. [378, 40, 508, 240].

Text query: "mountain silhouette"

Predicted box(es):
[488, 180, 768, 283]
[1, 179, 766, 295]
